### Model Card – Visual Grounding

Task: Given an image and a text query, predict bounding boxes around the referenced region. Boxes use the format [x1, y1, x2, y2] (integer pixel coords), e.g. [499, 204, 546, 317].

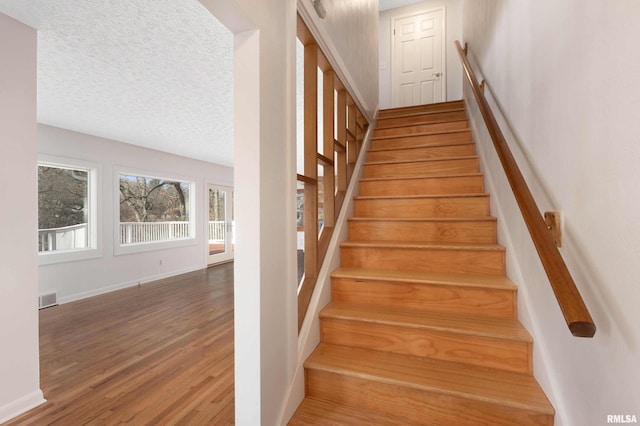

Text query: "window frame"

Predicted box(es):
[37, 155, 101, 265]
[114, 166, 197, 256]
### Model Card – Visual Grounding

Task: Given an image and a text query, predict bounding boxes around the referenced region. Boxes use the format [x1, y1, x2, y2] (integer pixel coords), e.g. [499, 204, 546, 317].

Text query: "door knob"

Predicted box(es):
[432, 72, 442, 77]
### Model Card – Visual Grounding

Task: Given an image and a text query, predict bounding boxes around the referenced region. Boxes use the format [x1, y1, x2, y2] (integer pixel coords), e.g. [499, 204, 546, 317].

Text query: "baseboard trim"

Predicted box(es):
[0, 390, 46, 424]
[57, 265, 204, 305]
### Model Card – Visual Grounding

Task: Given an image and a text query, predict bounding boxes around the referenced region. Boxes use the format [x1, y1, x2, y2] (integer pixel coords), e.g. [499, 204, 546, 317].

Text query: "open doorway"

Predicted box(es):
[208, 184, 235, 265]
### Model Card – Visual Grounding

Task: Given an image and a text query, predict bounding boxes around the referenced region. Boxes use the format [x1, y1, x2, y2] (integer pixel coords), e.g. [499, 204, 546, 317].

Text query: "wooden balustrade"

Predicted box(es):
[455, 40, 595, 337]
[296, 14, 367, 331]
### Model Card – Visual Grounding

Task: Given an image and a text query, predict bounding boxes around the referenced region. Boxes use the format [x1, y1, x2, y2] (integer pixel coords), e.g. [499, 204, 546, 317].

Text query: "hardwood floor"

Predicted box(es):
[4, 263, 234, 425]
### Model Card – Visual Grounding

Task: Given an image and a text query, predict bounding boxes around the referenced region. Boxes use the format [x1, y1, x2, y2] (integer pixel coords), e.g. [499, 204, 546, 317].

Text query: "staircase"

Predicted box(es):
[289, 101, 555, 425]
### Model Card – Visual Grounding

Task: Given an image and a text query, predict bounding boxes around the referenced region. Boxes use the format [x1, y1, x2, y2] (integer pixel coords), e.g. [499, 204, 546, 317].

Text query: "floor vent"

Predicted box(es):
[39, 293, 58, 309]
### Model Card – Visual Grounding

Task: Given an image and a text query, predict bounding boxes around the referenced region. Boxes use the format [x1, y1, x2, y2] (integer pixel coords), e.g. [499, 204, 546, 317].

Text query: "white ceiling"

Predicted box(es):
[379, 0, 428, 12]
[0, 0, 234, 167]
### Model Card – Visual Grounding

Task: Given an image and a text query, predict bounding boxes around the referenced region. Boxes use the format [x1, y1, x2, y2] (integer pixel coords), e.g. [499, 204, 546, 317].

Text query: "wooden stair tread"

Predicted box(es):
[377, 107, 465, 120]
[368, 140, 475, 152]
[341, 240, 505, 252]
[379, 100, 464, 116]
[375, 122, 470, 138]
[355, 192, 489, 200]
[360, 172, 483, 182]
[375, 116, 467, 130]
[375, 120, 469, 132]
[305, 344, 554, 415]
[320, 301, 531, 342]
[372, 128, 470, 141]
[348, 216, 497, 223]
[364, 155, 479, 166]
[289, 397, 424, 425]
[297, 100, 554, 423]
[331, 267, 518, 290]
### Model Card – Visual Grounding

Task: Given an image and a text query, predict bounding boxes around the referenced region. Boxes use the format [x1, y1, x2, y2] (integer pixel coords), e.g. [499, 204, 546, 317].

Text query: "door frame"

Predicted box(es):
[206, 183, 234, 265]
[390, 6, 447, 107]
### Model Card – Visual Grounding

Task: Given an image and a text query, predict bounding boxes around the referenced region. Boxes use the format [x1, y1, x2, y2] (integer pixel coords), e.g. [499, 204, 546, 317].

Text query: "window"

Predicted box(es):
[38, 156, 99, 264]
[115, 169, 195, 254]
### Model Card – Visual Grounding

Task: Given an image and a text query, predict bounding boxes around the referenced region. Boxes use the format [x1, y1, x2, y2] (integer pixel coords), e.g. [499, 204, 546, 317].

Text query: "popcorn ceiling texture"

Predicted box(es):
[0, 0, 233, 166]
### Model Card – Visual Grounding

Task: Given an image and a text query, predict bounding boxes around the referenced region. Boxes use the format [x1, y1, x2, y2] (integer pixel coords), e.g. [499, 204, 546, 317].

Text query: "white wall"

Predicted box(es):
[298, 0, 379, 120]
[0, 13, 44, 423]
[199, 1, 298, 425]
[462, 1, 640, 424]
[38, 124, 233, 303]
[201, 0, 382, 424]
[379, 0, 462, 109]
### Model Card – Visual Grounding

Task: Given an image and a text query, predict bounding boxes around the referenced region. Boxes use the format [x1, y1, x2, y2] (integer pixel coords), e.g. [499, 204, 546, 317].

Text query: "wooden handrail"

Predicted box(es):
[455, 41, 596, 338]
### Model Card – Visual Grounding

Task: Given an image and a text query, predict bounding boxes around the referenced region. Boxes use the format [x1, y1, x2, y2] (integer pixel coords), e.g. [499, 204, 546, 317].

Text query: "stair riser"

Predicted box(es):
[332, 278, 516, 318]
[377, 111, 467, 129]
[374, 120, 468, 138]
[360, 175, 485, 196]
[378, 101, 464, 118]
[341, 246, 505, 275]
[354, 197, 490, 219]
[367, 144, 476, 162]
[371, 131, 472, 150]
[363, 157, 479, 178]
[321, 318, 532, 374]
[348, 220, 497, 244]
[305, 369, 553, 426]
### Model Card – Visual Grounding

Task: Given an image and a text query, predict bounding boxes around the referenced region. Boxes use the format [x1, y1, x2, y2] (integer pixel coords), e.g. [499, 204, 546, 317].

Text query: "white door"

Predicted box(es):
[392, 8, 446, 108]
[207, 184, 234, 265]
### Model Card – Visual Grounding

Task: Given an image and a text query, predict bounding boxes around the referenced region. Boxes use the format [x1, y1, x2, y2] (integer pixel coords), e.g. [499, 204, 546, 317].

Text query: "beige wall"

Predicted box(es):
[462, 1, 640, 424]
[0, 13, 44, 422]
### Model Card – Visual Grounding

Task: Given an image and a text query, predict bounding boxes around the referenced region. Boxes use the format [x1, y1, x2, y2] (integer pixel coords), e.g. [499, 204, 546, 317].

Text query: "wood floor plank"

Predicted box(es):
[3, 263, 235, 426]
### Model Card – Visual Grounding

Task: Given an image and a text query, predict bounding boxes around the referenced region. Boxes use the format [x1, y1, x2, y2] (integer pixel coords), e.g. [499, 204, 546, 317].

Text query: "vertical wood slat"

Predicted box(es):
[297, 14, 367, 331]
[346, 95, 357, 182]
[304, 42, 319, 279]
[323, 70, 335, 228]
[336, 88, 348, 193]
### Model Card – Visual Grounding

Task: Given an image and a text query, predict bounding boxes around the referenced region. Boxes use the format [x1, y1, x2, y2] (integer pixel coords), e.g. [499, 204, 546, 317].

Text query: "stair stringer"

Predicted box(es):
[278, 126, 374, 426]
[463, 91, 569, 426]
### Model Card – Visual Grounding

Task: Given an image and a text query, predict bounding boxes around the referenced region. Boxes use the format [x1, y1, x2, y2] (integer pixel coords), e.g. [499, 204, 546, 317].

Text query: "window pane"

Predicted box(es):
[317, 67, 324, 155]
[318, 164, 324, 236]
[296, 38, 305, 176]
[334, 89, 339, 140]
[119, 174, 191, 245]
[334, 150, 339, 195]
[297, 180, 305, 287]
[209, 188, 226, 255]
[38, 165, 89, 252]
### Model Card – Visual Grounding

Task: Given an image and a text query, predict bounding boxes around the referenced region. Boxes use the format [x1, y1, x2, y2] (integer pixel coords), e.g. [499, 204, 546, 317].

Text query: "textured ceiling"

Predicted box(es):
[0, 0, 234, 166]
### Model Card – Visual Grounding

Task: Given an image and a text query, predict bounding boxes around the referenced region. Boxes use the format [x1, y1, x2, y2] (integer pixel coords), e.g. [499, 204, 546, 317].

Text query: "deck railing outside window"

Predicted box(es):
[38, 221, 229, 251]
